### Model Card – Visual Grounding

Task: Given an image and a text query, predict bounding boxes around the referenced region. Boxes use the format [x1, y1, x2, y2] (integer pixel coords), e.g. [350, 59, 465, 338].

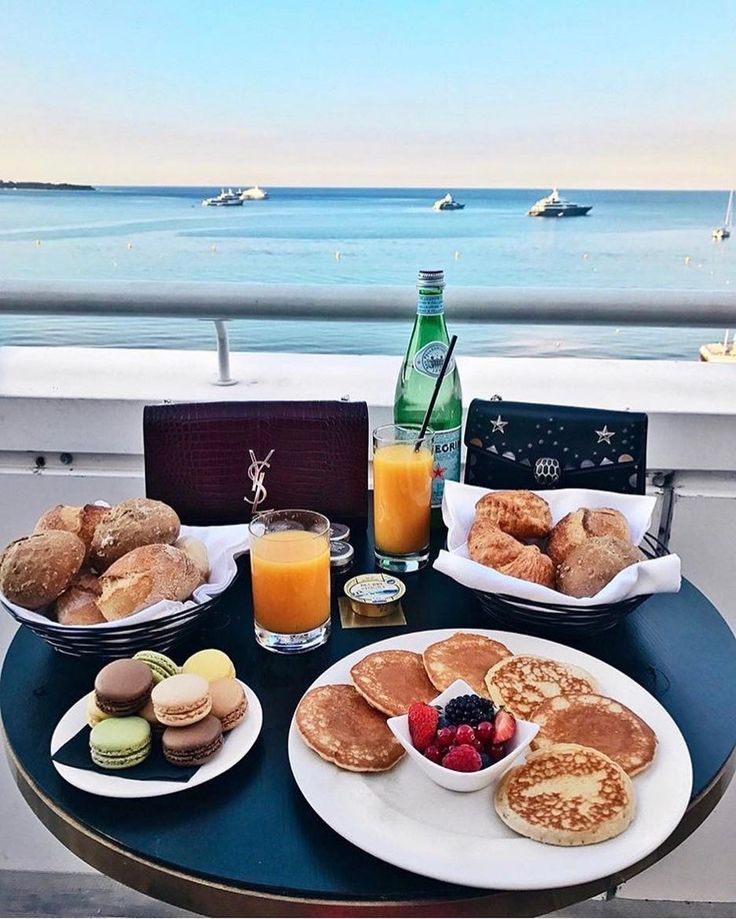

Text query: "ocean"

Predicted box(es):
[0, 186, 733, 359]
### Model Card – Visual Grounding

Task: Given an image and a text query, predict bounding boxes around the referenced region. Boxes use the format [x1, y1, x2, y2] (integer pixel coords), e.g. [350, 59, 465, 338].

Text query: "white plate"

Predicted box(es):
[51, 680, 262, 798]
[288, 629, 692, 891]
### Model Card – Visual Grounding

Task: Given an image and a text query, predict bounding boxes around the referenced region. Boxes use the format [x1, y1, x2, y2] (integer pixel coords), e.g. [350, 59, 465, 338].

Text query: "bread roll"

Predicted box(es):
[90, 498, 180, 571]
[548, 507, 630, 566]
[34, 504, 109, 563]
[468, 518, 555, 588]
[176, 536, 210, 580]
[474, 490, 552, 539]
[98, 543, 203, 621]
[557, 536, 645, 598]
[0, 531, 85, 609]
[55, 570, 105, 625]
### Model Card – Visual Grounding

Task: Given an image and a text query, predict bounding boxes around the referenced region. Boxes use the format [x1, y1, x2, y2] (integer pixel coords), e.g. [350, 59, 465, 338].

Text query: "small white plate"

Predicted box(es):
[388, 679, 539, 793]
[51, 680, 262, 798]
[288, 628, 692, 891]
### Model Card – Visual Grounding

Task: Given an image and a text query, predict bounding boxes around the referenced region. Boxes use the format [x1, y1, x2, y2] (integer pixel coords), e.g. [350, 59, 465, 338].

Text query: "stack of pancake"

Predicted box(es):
[295, 631, 657, 847]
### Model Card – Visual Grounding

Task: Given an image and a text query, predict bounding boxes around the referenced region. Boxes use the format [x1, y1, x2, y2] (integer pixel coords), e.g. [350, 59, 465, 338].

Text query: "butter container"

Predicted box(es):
[344, 573, 406, 618]
[329, 523, 351, 543]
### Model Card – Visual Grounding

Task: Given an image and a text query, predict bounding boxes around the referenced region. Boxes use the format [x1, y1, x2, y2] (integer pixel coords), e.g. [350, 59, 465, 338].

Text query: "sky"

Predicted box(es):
[2, 0, 735, 188]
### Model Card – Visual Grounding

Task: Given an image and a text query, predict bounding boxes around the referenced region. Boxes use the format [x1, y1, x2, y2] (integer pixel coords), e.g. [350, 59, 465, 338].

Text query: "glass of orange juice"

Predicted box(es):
[373, 424, 434, 573]
[249, 509, 331, 653]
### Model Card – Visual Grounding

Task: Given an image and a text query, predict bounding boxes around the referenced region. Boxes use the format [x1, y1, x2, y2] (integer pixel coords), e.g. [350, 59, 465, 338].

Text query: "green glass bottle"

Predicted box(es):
[394, 269, 463, 509]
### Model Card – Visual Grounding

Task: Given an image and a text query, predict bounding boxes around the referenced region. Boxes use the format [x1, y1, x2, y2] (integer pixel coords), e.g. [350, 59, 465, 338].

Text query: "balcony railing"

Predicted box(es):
[1, 280, 735, 383]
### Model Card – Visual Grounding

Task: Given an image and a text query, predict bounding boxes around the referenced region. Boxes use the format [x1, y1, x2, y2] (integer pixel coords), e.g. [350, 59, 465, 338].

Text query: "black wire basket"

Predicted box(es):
[2, 585, 235, 660]
[473, 533, 670, 639]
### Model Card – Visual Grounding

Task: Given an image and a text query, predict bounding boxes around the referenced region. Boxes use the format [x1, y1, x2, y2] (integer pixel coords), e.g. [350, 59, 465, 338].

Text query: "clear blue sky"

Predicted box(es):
[2, 0, 734, 187]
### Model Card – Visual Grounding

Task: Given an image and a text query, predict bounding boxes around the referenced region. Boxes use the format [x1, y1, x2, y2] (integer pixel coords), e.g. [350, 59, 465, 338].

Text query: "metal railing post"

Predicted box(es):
[213, 320, 237, 386]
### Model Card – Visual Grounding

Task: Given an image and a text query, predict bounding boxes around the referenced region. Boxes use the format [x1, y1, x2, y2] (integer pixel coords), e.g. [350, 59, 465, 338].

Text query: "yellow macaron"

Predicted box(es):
[182, 649, 236, 683]
[86, 691, 111, 727]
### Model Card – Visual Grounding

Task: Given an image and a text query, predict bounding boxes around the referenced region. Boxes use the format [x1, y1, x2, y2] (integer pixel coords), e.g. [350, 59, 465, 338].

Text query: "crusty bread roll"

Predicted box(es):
[468, 518, 555, 588]
[0, 531, 85, 609]
[474, 490, 552, 539]
[557, 536, 645, 598]
[90, 498, 180, 571]
[34, 504, 110, 563]
[176, 536, 210, 580]
[98, 543, 203, 621]
[548, 507, 630, 566]
[55, 570, 105, 625]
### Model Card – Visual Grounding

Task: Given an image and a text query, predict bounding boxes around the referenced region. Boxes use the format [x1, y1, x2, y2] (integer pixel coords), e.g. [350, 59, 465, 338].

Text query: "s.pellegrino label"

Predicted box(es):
[394, 269, 463, 509]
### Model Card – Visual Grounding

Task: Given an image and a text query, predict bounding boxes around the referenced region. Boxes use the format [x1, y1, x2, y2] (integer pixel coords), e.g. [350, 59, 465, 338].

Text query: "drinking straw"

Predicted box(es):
[414, 334, 458, 451]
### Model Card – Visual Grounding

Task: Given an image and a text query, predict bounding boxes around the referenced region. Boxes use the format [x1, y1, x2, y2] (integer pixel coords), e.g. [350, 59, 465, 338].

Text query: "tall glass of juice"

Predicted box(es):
[373, 424, 434, 572]
[249, 509, 331, 653]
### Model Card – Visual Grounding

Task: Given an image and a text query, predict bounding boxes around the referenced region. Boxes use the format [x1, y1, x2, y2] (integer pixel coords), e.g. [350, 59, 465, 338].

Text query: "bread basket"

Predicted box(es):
[435, 483, 681, 639]
[1, 523, 248, 659]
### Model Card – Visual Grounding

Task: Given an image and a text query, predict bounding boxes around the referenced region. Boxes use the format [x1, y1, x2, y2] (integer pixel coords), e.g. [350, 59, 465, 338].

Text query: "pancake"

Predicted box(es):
[295, 684, 405, 772]
[495, 743, 635, 846]
[531, 693, 657, 776]
[350, 650, 438, 717]
[484, 655, 598, 721]
[422, 632, 513, 697]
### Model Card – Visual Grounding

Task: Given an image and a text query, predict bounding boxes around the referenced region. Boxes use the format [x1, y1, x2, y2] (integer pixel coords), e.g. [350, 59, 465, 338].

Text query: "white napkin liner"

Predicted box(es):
[3, 522, 250, 630]
[434, 480, 681, 605]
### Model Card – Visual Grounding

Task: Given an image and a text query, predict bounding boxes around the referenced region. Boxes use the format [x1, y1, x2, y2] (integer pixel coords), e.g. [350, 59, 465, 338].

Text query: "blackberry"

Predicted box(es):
[443, 694, 495, 728]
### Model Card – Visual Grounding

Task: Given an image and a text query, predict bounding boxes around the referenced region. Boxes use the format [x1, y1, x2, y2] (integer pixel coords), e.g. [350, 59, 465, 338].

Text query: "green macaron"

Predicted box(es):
[133, 650, 180, 684]
[89, 716, 151, 770]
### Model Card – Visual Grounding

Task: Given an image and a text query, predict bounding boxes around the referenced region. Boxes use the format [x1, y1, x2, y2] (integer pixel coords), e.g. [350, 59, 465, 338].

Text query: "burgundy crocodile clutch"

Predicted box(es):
[143, 401, 369, 525]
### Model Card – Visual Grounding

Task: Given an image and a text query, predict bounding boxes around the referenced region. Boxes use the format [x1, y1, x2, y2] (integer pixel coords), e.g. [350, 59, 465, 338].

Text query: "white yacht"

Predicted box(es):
[202, 188, 243, 207]
[240, 185, 269, 201]
[712, 190, 732, 240]
[527, 188, 592, 217]
[432, 193, 465, 211]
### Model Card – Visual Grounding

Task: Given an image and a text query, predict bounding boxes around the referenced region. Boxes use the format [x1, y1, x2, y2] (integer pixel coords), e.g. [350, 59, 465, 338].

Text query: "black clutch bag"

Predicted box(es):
[464, 399, 647, 495]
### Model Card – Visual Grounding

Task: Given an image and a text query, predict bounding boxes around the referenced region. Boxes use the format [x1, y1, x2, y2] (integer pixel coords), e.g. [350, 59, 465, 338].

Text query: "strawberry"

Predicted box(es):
[493, 710, 516, 743]
[442, 743, 482, 772]
[408, 702, 439, 751]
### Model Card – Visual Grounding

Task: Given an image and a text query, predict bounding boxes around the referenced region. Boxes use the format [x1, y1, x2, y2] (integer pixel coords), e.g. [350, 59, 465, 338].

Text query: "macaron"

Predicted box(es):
[209, 678, 248, 732]
[151, 673, 211, 726]
[133, 650, 179, 684]
[94, 659, 154, 716]
[86, 692, 111, 727]
[162, 714, 223, 767]
[137, 698, 165, 735]
[89, 716, 151, 770]
[182, 649, 236, 683]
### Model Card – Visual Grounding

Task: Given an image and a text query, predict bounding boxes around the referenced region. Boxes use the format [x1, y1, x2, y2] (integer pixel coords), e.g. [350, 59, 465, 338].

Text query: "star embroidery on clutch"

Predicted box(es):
[491, 415, 508, 434]
[595, 425, 615, 444]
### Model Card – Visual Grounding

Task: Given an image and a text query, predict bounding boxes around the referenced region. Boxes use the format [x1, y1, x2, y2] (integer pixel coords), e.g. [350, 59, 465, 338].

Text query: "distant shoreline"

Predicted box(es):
[0, 180, 95, 191]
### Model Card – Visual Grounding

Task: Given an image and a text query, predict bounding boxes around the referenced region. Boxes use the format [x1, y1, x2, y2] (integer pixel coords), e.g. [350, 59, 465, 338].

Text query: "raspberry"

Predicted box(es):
[436, 727, 456, 751]
[408, 702, 439, 751]
[424, 744, 442, 764]
[441, 744, 482, 772]
[493, 710, 516, 744]
[476, 721, 495, 744]
[455, 724, 476, 745]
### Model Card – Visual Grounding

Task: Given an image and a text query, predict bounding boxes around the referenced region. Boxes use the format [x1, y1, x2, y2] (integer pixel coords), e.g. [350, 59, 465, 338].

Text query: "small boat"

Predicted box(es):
[202, 188, 243, 207]
[433, 193, 465, 211]
[240, 185, 269, 201]
[700, 330, 736, 362]
[527, 188, 592, 217]
[712, 190, 733, 240]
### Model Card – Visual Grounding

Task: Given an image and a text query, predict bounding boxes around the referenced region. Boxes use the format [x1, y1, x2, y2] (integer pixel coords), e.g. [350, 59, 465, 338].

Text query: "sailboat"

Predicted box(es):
[712, 190, 733, 240]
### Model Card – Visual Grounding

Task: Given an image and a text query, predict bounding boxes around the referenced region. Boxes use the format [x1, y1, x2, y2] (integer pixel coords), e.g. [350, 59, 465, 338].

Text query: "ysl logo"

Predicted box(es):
[244, 449, 275, 513]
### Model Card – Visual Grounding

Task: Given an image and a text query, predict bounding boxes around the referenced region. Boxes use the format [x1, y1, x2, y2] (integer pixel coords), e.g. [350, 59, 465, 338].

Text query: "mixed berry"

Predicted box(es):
[408, 694, 517, 773]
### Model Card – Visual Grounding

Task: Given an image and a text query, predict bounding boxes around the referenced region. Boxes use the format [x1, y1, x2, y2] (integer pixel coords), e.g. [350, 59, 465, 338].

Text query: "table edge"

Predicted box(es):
[5, 732, 734, 918]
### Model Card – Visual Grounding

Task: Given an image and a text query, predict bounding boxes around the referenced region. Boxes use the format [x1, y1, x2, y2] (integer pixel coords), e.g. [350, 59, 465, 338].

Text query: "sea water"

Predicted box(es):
[0, 186, 733, 359]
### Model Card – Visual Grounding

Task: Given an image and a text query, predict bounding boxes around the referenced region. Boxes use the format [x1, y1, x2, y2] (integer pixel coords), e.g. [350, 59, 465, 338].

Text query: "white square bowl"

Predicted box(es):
[387, 679, 539, 793]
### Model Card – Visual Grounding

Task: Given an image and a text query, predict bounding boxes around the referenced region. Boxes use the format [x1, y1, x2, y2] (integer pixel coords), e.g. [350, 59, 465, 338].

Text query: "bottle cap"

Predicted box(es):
[344, 573, 406, 618]
[417, 269, 445, 289]
[329, 522, 351, 543]
[330, 540, 354, 571]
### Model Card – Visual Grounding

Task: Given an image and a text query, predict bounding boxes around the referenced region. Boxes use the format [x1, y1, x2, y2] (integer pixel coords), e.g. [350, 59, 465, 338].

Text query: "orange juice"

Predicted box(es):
[373, 442, 433, 555]
[250, 530, 330, 634]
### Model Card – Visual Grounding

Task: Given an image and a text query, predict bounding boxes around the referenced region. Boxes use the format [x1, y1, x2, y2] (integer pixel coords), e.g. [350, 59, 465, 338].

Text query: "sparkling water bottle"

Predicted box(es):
[394, 269, 463, 509]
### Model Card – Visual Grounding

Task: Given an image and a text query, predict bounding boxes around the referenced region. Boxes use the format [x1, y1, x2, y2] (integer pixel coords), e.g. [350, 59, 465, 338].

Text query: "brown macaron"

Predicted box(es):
[95, 659, 154, 716]
[162, 715, 223, 767]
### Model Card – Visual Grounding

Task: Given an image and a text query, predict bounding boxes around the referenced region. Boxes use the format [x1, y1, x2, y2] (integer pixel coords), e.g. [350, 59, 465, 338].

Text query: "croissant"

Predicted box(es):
[547, 507, 630, 566]
[468, 518, 555, 588]
[474, 490, 552, 540]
